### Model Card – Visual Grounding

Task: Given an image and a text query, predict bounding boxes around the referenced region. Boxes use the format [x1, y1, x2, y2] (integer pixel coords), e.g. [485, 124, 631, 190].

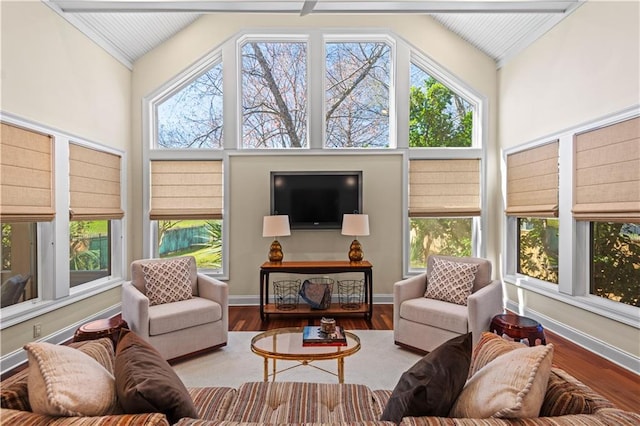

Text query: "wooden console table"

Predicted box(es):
[259, 260, 373, 321]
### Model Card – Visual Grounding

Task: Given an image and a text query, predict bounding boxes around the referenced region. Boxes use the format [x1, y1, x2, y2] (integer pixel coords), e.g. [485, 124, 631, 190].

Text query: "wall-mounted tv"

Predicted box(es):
[271, 171, 362, 230]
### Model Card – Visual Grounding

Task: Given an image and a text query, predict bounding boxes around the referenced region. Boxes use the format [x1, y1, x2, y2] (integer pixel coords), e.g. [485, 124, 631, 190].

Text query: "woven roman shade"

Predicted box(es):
[573, 116, 640, 222]
[408, 159, 480, 217]
[0, 122, 55, 222]
[150, 160, 223, 220]
[506, 141, 559, 217]
[69, 143, 124, 220]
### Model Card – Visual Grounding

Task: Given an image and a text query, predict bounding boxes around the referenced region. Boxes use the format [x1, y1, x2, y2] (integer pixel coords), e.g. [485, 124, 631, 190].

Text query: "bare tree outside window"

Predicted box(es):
[156, 63, 224, 149]
[325, 42, 391, 148]
[241, 41, 307, 148]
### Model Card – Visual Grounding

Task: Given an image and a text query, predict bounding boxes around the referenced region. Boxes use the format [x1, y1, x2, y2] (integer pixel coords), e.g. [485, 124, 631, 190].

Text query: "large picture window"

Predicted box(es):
[409, 63, 473, 148]
[517, 218, 559, 284]
[325, 41, 391, 148]
[70, 220, 111, 287]
[147, 30, 485, 275]
[573, 116, 640, 308]
[1, 118, 126, 319]
[409, 218, 472, 268]
[156, 63, 224, 149]
[1, 222, 38, 307]
[241, 40, 307, 148]
[590, 222, 640, 307]
[157, 219, 222, 269]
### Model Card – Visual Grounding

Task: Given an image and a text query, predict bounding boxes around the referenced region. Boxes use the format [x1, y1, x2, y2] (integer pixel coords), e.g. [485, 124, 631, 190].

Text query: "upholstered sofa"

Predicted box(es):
[2, 336, 639, 426]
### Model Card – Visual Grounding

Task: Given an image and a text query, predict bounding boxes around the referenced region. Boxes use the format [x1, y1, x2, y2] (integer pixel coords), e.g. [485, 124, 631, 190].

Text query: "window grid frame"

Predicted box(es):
[0, 113, 126, 326]
[502, 106, 640, 328]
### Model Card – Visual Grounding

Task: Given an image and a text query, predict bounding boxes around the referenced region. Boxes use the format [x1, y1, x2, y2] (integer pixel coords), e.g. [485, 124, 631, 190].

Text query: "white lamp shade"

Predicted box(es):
[263, 215, 291, 237]
[341, 214, 369, 237]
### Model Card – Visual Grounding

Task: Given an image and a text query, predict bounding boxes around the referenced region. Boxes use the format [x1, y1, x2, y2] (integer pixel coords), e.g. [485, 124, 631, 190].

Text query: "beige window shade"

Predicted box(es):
[69, 143, 124, 220]
[506, 141, 559, 217]
[150, 160, 223, 220]
[573, 116, 640, 222]
[409, 159, 480, 217]
[0, 122, 55, 222]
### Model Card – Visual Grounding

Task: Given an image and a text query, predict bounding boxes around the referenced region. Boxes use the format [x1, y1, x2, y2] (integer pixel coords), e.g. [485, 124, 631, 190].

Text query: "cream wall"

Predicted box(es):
[0, 2, 130, 356]
[498, 1, 640, 360]
[130, 13, 499, 296]
[228, 154, 403, 297]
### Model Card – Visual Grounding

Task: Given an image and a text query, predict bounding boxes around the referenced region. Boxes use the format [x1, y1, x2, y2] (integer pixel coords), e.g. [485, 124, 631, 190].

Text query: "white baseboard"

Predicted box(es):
[1, 304, 121, 376]
[505, 300, 639, 375]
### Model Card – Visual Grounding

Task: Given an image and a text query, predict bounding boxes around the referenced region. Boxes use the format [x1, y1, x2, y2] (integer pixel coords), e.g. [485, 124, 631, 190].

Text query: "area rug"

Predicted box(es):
[173, 330, 422, 390]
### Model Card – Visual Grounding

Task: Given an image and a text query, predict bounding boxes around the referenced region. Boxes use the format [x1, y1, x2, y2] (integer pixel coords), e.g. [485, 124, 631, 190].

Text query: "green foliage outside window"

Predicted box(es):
[517, 218, 559, 284]
[409, 64, 473, 148]
[69, 220, 109, 272]
[591, 222, 640, 307]
[2, 223, 11, 271]
[158, 220, 222, 269]
[407, 65, 475, 267]
[409, 218, 472, 268]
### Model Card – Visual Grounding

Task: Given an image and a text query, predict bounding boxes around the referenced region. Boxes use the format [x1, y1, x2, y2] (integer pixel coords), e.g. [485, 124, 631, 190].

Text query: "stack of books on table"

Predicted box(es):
[302, 325, 347, 346]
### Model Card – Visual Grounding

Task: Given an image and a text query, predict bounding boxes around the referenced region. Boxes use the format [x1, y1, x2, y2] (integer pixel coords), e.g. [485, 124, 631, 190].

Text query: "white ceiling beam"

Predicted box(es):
[300, 0, 318, 16]
[49, 1, 578, 14]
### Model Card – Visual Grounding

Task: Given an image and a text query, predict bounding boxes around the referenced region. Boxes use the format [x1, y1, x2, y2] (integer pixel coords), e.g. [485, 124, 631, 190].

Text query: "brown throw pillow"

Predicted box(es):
[380, 333, 472, 423]
[141, 256, 193, 306]
[424, 257, 478, 306]
[115, 329, 198, 424]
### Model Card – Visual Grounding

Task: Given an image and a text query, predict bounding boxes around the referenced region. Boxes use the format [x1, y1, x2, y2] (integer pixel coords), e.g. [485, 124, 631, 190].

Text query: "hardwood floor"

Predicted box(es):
[229, 304, 640, 413]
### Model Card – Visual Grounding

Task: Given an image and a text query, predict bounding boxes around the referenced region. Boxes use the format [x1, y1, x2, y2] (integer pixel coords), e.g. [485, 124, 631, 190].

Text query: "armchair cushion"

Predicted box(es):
[24, 342, 118, 417]
[425, 257, 478, 306]
[115, 329, 198, 424]
[450, 343, 555, 418]
[141, 256, 193, 306]
[149, 297, 222, 336]
[381, 333, 472, 423]
[399, 297, 468, 334]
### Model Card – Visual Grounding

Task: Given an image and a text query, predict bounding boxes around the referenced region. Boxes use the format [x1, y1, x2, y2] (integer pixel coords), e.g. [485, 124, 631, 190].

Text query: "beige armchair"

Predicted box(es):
[121, 256, 228, 361]
[394, 255, 503, 353]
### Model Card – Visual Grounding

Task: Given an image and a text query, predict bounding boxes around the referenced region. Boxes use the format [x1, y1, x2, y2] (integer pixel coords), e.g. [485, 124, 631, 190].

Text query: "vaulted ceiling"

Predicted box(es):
[44, 0, 583, 69]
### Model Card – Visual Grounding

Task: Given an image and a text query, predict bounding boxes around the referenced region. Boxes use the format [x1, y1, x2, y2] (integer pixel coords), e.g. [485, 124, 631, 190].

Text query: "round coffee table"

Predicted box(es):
[490, 313, 546, 346]
[250, 327, 360, 383]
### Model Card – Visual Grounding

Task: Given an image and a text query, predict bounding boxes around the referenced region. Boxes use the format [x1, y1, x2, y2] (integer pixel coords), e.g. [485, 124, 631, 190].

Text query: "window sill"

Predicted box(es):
[503, 274, 639, 329]
[0, 278, 123, 330]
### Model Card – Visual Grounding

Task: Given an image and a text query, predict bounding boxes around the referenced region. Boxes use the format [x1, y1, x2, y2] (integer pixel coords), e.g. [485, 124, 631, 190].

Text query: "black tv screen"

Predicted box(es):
[271, 171, 362, 229]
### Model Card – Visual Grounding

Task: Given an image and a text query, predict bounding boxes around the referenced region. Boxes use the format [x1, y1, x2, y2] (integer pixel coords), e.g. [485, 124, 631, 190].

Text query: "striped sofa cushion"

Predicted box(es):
[540, 369, 614, 417]
[224, 382, 378, 424]
[0, 408, 170, 425]
[189, 387, 238, 421]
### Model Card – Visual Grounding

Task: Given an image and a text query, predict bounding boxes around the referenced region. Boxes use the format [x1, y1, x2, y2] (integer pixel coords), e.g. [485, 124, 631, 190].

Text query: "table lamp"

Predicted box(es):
[341, 214, 369, 262]
[263, 215, 291, 262]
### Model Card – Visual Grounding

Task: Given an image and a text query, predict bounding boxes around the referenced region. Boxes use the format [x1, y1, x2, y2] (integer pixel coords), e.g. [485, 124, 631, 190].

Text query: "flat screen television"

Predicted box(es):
[270, 171, 362, 230]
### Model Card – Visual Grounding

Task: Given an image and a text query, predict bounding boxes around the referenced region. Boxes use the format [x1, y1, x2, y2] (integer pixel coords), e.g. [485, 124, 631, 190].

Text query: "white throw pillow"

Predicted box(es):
[142, 256, 193, 306]
[25, 342, 118, 417]
[424, 257, 478, 306]
[450, 343, 554, 418]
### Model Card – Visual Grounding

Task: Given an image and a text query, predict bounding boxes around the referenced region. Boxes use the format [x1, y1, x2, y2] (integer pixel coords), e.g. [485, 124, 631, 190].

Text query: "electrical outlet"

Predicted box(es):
[33, 323, 42, 338]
